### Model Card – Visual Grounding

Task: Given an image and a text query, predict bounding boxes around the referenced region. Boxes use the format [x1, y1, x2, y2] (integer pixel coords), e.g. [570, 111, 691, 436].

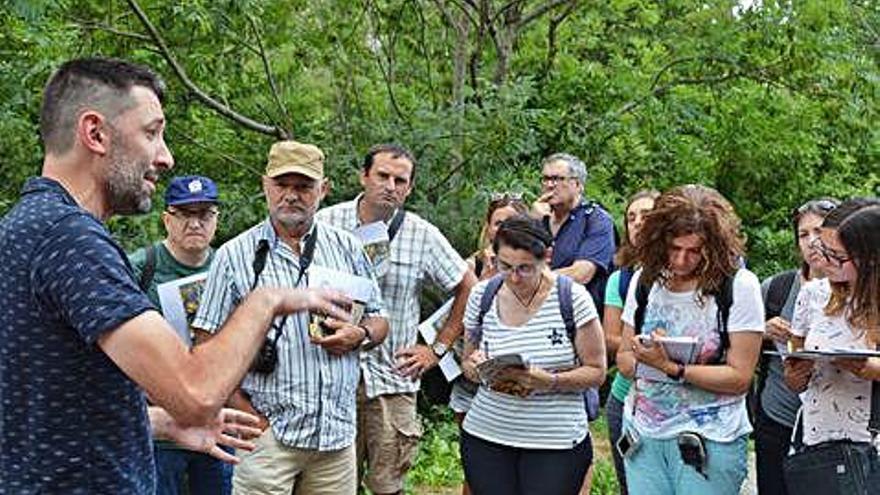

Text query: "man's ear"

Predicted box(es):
[318, 178, 330, 201]
[545, 246, 554, 264]
[77, 111, 109, 156]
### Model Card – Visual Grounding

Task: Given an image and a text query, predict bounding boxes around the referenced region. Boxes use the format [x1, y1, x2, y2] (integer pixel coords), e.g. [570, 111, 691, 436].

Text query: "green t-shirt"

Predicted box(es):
[128, 242, 214, 311]
[605, 270, 633, 402]
[128, 242, 214, 451]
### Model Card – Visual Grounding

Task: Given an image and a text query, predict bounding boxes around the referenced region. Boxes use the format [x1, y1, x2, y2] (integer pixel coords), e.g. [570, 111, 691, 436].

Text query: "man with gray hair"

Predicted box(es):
[533, 152, 616, 316]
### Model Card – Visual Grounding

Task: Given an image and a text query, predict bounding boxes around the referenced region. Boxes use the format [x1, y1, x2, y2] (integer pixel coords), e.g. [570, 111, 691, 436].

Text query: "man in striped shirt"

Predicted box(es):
[193, 141, 389, 495]
[317, 143, 477, 495]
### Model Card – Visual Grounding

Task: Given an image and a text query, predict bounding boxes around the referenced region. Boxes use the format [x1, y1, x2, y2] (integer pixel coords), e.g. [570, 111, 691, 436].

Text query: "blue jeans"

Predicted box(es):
[154, 444, 232, 495]
[605, 395, 628, 495]
[624, 433, 748, 495]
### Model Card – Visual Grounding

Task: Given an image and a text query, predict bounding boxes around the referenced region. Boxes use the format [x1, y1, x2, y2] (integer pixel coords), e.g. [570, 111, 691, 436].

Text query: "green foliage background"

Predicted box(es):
[2, 2, 877, 492]
[2, 1, 878, 279]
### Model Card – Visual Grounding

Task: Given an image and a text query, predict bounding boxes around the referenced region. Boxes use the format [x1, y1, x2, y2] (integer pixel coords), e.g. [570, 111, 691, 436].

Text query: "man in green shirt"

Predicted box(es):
[129, 175, 228, 495]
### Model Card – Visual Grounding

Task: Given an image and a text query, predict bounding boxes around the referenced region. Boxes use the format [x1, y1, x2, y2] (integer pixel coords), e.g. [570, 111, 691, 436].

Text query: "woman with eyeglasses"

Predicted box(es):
[450, 193, 529, 418]
[753, 198, 838, 495]
[459, 215, 606, 495]
[783, 199, 880, 494]
[601, 189, 659, 495]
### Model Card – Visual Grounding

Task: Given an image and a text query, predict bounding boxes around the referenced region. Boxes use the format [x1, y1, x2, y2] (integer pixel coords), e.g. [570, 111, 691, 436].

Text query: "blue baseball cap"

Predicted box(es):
[164, 175, 220, 207]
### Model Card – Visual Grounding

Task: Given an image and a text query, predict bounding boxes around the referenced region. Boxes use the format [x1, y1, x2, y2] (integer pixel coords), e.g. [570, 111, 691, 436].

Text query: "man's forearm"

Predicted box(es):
[554, 260, 597, 285]
[436, 270, 477, 346]
[179, 289, 282, 423]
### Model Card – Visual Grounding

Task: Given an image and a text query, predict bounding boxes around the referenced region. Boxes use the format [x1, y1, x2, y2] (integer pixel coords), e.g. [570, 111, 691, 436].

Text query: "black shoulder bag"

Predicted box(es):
[782, 366, 880, 494]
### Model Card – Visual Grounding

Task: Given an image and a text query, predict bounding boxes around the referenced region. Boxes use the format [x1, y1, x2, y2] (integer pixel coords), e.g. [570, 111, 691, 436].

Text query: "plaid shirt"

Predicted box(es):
[317, 197, 468, 398]
[192, 219, 384, 451]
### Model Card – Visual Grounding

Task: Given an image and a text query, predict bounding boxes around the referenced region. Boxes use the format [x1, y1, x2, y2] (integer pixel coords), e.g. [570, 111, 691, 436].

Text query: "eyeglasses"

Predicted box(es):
[494, 258, 539, 277]
[810, 237, 851, 265]
[167, 208, 219, 223]
[541, 175, 577, 185]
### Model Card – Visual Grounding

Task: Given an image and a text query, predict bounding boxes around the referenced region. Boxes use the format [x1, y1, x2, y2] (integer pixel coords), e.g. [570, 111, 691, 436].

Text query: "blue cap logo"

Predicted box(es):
[165, 175, 219, 207]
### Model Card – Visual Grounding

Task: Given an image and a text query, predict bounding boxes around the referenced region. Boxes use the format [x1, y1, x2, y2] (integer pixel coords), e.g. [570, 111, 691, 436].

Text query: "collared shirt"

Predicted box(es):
[317, 197, 468, 398]
[0, 178, 156, 494]
[546, 200, 616, 312]
[192, 219, 384, 451]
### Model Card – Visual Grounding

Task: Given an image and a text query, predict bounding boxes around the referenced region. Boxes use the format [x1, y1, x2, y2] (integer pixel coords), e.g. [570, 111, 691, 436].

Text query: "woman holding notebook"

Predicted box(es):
[615, 185, 765, 495]
[783, 199, 880, 494]
[459, 215, 606, 495]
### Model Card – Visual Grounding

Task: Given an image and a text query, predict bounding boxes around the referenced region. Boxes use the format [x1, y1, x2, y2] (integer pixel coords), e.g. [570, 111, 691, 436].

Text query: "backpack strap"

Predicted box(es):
[473, 274, 505, 343]
[713, 275, 735, 357]
[633, 278, 650, 336]
[618, 267, 635, 302]
[764, 269, 798, 320]
[138, 243, 157, 291]
[557, 275, 576, 341]
[387, 208, 406, 243]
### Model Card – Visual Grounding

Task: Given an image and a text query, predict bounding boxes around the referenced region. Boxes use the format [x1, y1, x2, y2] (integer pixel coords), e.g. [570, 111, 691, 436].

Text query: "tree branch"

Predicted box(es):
[246, 14, 293, 133]
[70, 19, 152, 42]
[126, 0, 289, 139]
[519, 0, 574, 30]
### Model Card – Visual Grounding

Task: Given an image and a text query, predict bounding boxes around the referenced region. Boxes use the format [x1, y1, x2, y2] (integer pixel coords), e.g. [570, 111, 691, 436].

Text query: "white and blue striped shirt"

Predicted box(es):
[462, 277, 599, 450]
[317, 197, 468, 398]
[192, 219, 385, 451]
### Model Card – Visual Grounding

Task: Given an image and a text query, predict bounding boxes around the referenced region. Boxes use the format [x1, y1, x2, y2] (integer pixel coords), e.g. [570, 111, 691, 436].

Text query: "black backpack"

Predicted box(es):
[474, 274, 601, 421]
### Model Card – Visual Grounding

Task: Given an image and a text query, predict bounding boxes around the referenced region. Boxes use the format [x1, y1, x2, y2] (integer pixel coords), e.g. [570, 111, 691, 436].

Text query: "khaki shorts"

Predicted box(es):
[232, 427, 356, 495]
[356, 382, 423, 494]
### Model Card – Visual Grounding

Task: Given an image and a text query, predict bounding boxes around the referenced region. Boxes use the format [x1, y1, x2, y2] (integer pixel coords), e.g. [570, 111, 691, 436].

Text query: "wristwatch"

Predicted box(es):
[666, 362, 686, 382]
[431, 341, 449, 358]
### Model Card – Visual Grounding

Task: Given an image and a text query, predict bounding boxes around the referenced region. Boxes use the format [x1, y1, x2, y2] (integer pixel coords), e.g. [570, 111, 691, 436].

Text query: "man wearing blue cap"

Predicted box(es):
[129, 175, 228, 495]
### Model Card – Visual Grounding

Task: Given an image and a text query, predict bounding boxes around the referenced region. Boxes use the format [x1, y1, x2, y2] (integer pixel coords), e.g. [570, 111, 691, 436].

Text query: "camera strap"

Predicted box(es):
[252, 224, 320, 342]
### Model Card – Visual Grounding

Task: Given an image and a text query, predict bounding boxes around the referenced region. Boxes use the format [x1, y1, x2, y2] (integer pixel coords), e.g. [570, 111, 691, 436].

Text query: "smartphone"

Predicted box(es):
[615, 428, 641, 459]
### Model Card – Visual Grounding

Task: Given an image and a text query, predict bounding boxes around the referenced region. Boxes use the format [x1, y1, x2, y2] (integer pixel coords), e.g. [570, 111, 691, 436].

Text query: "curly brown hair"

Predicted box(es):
[635, 185, 745, 296]
[615, 189, 660, 268]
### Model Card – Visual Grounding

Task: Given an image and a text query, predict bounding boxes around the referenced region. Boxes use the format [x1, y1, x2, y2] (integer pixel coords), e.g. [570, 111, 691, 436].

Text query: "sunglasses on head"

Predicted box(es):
[489, 192, 524, 203]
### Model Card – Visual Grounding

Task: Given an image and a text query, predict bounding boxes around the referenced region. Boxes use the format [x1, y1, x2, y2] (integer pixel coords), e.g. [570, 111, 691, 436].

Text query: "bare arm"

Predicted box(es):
[618, 325, 762, 395]
[100, 287, 350, 427]
[676, 332, 762, 395]
[554, 260, 597, 285]
[396, 269, 478, 377]
[435, 269, 478, 348]
[603, 305, 624, 365]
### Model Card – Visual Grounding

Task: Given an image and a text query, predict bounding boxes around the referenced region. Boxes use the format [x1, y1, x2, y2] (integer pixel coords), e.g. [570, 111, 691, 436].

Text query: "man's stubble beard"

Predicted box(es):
[105, 136, 153, 216]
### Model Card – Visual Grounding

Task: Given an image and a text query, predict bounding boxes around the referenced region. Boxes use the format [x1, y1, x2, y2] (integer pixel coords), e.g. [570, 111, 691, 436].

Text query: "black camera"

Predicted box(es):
[251, 327, 283, 374]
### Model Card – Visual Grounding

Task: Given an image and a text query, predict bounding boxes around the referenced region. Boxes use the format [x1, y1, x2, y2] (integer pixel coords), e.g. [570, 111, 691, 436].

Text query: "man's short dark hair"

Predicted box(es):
[40, 57, 166, 154]
[362, 143, 417, 179]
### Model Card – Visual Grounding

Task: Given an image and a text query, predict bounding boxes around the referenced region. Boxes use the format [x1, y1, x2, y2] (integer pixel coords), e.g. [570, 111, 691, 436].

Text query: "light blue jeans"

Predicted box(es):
[623, 432, 748, 495]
